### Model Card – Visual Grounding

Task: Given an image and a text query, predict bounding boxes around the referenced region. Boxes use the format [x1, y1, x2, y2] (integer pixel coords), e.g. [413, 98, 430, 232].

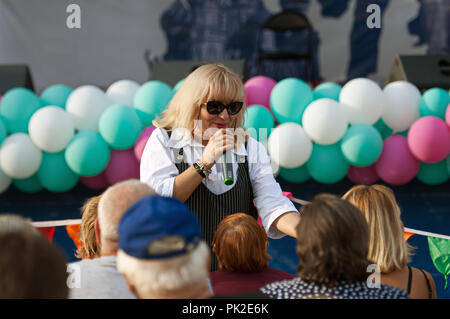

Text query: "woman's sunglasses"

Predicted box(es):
[205, 100, 244, 115]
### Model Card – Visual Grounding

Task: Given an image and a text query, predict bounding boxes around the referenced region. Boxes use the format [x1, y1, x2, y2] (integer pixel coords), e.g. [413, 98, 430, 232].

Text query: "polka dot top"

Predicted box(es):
[260, 277, 410, 299]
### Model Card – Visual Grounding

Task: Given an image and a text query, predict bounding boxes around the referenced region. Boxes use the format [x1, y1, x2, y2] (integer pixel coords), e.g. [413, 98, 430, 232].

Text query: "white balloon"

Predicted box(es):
[268, 122, 312, 168]
[106, 79, 140, 106]
[0, 133, 42, 179]
[28, 106, 75, 152]
[302, 98, 348, 145]
[0, 164, 11, 194]
[66, 85, 111, 131]
[382, 81, 421, 132]
[339, 78, 385, 125]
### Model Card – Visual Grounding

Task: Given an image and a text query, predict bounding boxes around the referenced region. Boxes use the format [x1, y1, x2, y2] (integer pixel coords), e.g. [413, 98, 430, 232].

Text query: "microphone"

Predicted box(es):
[221, 151, 234, 185]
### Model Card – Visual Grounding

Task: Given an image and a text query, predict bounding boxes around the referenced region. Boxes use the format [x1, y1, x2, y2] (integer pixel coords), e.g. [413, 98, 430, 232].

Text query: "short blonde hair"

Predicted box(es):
[342, 184, 413, 273]
[153, 64, 247, 135]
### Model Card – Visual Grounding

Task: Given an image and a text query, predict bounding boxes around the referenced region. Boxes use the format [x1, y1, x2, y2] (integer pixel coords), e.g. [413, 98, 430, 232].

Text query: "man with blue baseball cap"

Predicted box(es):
[117, 195, 212, 299]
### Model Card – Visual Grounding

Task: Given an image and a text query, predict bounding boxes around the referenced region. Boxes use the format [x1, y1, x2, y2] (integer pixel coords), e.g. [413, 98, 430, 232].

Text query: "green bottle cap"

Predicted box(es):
[224, 177, 234, 186]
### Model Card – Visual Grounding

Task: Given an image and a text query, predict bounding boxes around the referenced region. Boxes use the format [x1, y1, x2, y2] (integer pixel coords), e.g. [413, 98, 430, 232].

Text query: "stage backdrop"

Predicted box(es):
[0, 0, 448, 92]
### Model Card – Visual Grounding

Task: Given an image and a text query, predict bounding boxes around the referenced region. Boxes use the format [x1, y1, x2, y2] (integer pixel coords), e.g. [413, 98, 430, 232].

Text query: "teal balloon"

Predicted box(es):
[306, 143, 350, 184]
[173, 79, 185, 92]
[279, 164, 310, 183]
[40, 84, 72, 108]
[417, 160, 449, 185]
[134, 81, 173, 126]
[313, 82, 342, 101]
[374, 118, 393, 140]
[38, 152, 79, 192]
[0, 115, 6, 146]
[13, 174, 43, 193]
[0, 88, 40, 133]
[270, 78, 313, 124]
[341, 124, 383, 167]
[99, 105, 143, 149]
[243, 105, 275, 141]
[65, 131, 110, 177]
[419, 87, 449, 120]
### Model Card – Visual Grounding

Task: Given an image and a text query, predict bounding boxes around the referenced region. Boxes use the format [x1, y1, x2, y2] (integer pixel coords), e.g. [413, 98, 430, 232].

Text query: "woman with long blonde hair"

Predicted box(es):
[342, 184, 436, 299]
[140, 64, 300, 270]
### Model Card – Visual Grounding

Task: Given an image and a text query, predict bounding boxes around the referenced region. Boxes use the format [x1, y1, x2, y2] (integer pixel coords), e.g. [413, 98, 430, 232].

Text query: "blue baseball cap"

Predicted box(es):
[118, 195, 202, 260]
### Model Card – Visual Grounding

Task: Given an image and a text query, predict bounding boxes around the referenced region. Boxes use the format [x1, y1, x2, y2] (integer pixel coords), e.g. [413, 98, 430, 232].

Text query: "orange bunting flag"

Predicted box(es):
[404, 232, 415, 242]
[66, 224, 83, 250]
[38, 227, 55, 243]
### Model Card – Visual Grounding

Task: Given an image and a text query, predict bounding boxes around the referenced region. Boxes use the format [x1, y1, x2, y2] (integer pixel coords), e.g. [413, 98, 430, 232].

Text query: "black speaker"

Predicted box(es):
[385, 55, 450, 91]
[150, 59, 248, 87]
[0, 65, 35, 95]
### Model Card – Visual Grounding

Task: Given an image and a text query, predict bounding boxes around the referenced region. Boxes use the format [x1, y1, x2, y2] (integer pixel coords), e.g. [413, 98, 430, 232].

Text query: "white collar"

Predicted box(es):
[167, 130, 248, 156]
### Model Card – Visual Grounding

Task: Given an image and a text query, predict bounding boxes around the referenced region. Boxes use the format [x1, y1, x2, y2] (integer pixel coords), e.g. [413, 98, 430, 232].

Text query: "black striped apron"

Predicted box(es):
[170, 133, 258, 271]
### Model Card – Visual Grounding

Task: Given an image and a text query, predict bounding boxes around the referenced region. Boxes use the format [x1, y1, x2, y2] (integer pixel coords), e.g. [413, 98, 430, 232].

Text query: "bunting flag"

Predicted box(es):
[37, 226, 55, 242]
[404, 231, 415, 242]
[66, 224, 83, 251]
[428, 237, 450, 289]
[32, 219, 81, 245]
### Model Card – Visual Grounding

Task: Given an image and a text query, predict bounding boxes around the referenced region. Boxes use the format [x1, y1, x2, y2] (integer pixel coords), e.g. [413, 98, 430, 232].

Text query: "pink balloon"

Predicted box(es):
[347, 164, 379, 185]
[244, 76, 276, 110]
[104, 149, 139, 185]
[134, 126, 155, 161]
[446, 104, 450, 127]
[375, 135, 420, 185]
[80, 171, 110, 190]
[407, 116, 450, 163]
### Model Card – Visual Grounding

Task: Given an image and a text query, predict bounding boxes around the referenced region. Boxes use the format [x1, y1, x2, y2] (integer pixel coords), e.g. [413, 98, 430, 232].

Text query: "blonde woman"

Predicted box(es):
[140, 64, 300, 270]
[342, 184, 437, 299]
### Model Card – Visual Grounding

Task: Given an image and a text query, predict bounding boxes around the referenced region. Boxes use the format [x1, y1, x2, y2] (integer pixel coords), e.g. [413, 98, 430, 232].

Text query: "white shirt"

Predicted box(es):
[140, 128, 298, 239]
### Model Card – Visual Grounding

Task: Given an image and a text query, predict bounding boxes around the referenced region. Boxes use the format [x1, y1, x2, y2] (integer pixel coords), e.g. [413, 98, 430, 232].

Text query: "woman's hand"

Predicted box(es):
[200, 129, 235, 169]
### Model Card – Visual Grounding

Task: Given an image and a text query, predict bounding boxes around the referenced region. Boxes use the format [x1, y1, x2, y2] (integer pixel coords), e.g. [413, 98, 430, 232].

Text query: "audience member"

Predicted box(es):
[68, 179, 154, 299]
[210, 213, 296, 295]
[76, 195, 102, 259]
[117, 195, 213, 299]
[342, 184, 437, 299]
[260, 194, 410, 299]
[0, 230, 68, 298]
[0, 213, 39, 236]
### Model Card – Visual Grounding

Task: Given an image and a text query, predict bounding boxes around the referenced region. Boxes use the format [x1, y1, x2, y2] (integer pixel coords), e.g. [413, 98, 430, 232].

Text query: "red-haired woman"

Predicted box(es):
[210, 213, 295, 296]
